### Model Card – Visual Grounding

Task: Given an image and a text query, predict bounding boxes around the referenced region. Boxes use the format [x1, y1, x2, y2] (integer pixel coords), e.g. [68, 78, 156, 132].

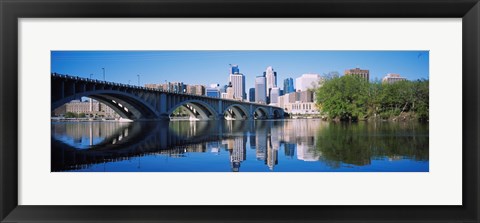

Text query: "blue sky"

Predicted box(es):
[51, 51, 429, 89]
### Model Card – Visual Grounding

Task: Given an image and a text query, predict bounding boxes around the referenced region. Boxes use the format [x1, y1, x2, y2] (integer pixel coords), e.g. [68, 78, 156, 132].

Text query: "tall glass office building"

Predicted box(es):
[283, 78, 295, 94]
[249, 88, 255, 102]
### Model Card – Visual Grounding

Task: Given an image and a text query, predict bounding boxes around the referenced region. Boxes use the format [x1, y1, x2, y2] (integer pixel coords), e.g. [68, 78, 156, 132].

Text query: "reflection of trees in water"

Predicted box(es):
[168, 121, 211, 138]
[315, 122, 429, 168]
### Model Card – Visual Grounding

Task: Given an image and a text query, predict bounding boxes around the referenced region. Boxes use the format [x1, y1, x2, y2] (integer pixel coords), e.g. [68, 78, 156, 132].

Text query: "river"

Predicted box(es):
[51, 119, 428, 172]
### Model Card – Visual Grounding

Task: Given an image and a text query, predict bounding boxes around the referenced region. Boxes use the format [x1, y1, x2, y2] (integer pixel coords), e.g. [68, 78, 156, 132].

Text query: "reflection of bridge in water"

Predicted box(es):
[51, 73, 284, 120]
[51, 122, 132, 148]
[51, 120, 326, 171]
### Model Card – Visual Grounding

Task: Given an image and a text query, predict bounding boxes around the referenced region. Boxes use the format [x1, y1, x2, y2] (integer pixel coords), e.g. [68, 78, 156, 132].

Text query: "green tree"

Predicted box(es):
[315, 76, 429, 122]
[366, 81, 383, 118]
[172, 106, 190, 117]
[412, 79, 429, 121]
[315, 75, 369, 121]
[64, 112, 77, 118]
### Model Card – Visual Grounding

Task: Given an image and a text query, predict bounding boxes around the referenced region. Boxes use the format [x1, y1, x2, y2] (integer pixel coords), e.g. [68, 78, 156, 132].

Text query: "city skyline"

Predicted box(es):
[51, 51, 429, 92]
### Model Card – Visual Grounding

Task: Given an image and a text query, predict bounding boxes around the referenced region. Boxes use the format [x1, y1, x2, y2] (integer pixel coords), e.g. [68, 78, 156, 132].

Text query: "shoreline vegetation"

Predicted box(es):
[314, 75, 429, 123]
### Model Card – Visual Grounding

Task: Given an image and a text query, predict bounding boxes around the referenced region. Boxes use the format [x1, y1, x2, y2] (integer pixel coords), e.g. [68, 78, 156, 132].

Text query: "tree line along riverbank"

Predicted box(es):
[314, 75, 429, 122]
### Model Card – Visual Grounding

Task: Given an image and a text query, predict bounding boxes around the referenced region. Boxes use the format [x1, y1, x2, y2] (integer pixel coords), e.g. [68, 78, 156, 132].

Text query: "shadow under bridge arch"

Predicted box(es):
[272, 108, 284, 119]
[253, 107, 269, 119]
[168, 99, 219, 120]
[224, 104, 250, 120]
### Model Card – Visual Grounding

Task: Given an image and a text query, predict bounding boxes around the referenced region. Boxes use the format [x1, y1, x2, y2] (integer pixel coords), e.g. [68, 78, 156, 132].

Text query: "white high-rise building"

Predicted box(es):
[255, 76, 267, 104]
[229, 65, 246, 100]
[295, 74, 322, 92]
[264, 66, 277, 98]
[229, 73, 245, 100]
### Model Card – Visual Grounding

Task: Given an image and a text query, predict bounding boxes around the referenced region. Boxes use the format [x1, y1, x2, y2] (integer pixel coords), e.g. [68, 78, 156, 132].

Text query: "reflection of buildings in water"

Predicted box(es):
[220, 140, 229, 151]
[270, 125, 281, 151]
[188, 144, 206, 153]
[281, 119, 326, 143]
[249, 134, 256, 150]
[207, 141, 221, 155]
[284, 143, 296, 158]
[281, 119, 327, 162]
[296, 143, 320, 161]
[227, 139, 234, 150]
[266, 140, 278, 170]
[296, 131, 318, 162]
[52, 122, 131, 147]
[228, 137, 246, 172]
[255, 131, 267, 161]
[255, 122, 280, 170]
[155, 144, 207, 158]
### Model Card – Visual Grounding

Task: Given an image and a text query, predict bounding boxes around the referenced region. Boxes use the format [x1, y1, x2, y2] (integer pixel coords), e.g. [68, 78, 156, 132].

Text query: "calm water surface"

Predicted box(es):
[51, 119, 429, 172]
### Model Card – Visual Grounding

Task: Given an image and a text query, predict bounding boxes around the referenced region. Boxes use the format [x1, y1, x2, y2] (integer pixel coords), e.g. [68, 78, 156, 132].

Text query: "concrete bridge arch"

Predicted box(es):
[168, 99, 219, 120]
[52, 90, 159, 119]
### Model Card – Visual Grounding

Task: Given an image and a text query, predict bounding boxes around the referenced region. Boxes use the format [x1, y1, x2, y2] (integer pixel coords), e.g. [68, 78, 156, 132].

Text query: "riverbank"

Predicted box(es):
[285, 112, 427, 122]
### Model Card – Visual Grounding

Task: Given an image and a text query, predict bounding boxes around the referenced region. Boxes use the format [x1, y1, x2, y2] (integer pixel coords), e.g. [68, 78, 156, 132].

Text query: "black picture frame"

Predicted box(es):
[1, 0, 479, 222]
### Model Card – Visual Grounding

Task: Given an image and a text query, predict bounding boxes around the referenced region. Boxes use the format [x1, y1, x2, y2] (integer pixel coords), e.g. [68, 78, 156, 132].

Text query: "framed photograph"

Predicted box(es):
[1, 0, 479, 222]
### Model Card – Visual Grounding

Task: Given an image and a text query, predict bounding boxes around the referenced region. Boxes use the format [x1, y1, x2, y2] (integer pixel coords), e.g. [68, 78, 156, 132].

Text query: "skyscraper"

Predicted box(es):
[229, 65, 246, 100]
[249, 88, 255, 102]
[264, 66, 277, 99]
[269, 87, 280, 105]
[283, 78, 295, 94]
[255, 76, 267, 104]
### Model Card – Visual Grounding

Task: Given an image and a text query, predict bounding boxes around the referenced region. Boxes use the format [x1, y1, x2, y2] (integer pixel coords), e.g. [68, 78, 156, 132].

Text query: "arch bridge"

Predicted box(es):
[51, 73, 284, 120]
